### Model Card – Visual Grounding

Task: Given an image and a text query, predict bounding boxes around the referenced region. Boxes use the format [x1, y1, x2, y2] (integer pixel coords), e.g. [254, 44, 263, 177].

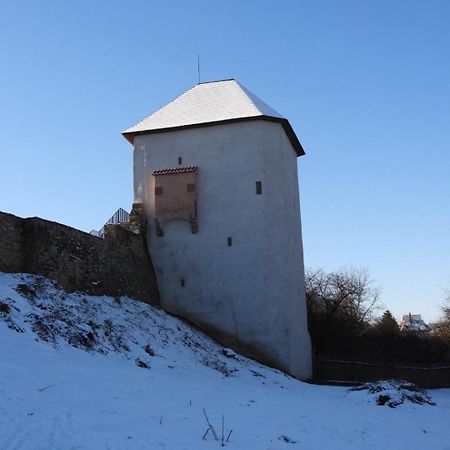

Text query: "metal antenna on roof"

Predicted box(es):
[197, 54, 201, 84]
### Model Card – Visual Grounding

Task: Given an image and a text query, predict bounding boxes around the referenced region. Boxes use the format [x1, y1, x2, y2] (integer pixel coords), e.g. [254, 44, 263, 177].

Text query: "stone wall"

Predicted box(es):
[0, 211, 159, 306]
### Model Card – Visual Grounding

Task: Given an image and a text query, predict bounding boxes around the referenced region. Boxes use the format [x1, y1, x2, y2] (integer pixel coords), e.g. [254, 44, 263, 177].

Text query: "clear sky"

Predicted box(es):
[1, 1, 449, 322]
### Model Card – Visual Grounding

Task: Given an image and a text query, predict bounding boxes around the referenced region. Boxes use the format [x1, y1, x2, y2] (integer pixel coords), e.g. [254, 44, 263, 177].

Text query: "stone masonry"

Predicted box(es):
[0, 210, 159, 305]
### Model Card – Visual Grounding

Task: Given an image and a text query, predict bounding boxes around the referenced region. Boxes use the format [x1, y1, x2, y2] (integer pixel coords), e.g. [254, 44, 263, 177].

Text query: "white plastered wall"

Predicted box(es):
[133, 120, 312, 379]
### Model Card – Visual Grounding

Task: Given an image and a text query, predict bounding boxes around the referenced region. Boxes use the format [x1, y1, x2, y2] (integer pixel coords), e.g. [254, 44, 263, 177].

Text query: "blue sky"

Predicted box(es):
[1, 1, 449, 321]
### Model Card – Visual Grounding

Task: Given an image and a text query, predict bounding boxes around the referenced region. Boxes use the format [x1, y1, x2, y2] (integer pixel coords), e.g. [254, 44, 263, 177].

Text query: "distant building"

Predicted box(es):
[122, 79, 312, 380]
[399, 313, 430, 332]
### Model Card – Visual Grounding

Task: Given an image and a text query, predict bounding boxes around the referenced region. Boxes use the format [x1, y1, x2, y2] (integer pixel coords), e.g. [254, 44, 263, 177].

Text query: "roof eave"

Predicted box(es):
[122, 116, 305, 157]
[264, 117, 305, 157]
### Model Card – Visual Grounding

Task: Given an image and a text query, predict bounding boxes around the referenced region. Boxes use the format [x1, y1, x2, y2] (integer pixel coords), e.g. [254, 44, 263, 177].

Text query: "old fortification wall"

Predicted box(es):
[0, 211, 159, 306]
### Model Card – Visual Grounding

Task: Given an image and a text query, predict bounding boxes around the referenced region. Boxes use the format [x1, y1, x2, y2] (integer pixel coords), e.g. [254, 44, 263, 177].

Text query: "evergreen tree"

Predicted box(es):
[376, 310, 400, 334]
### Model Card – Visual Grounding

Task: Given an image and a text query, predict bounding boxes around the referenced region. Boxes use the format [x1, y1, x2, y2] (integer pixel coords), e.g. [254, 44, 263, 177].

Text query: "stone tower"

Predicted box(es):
[123, 79, 312, 379]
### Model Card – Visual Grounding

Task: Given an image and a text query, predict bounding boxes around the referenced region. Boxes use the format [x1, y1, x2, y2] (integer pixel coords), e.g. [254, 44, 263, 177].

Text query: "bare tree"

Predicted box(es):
[305, 267, 381, 353]
[434, 289, 450, 340]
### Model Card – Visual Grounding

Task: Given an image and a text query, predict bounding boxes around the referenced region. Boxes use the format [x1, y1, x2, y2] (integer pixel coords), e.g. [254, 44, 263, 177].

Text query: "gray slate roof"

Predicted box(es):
[123, 79, 304, 156]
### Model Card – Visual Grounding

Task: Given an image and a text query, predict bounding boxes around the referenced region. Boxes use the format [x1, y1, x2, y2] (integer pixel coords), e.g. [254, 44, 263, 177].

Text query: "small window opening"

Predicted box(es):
[187, 183, 195, 193]
[256, 181, 262, 195]
[180, 278, 185, 287]
[155, 186, 163, 196]
[178, 157, 182, 165]
[227, 237, 232, 247]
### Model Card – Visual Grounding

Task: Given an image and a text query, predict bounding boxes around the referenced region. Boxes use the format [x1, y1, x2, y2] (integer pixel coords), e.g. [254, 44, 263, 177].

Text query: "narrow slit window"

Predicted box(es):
[227, 237, 232, 247]
[256, 181, 262, 195]
[178, 157, 182, 165]
[180, 278, 185, 287]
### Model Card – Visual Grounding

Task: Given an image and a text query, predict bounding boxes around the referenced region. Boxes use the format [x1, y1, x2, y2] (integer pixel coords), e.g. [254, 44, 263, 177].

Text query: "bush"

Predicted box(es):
[0, 302, 10, 315]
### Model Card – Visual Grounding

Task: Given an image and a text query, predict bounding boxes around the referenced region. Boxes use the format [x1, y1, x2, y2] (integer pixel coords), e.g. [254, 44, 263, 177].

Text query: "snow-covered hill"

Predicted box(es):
[1, 272, 449, 450]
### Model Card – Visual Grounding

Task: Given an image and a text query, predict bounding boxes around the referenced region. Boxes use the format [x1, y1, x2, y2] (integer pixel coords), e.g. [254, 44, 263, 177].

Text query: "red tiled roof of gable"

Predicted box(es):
[152, 166, 198, 176]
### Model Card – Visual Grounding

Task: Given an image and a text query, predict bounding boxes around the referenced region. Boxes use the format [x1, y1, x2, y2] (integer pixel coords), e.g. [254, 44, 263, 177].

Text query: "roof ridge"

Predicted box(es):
[198, 78, 235, 85]
[234, 81, 282, 118]
[234, 80, 260, 115]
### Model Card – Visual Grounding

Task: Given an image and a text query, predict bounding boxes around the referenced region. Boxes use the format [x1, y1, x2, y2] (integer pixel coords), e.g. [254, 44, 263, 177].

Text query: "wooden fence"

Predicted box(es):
[313, 358, 450, 388]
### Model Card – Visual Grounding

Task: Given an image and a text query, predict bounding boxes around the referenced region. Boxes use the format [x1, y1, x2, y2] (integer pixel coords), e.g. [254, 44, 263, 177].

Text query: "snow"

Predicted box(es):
[1, 272, 449, 450]
[349, 380, 436, 408]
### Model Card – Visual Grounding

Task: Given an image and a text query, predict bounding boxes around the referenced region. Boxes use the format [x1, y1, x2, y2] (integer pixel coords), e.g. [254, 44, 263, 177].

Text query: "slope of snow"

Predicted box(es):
[1, 272, 449, 450]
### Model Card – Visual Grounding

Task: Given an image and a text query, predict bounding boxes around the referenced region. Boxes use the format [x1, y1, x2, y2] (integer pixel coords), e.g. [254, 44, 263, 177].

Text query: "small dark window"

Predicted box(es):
[227, 237, 232, 247]
[187, 183, 195, 193]
[155, 186, 163, 196]
[178, 157, 182, 165]
[180, 278, 185, 287]
[256, 181, 262, 195]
